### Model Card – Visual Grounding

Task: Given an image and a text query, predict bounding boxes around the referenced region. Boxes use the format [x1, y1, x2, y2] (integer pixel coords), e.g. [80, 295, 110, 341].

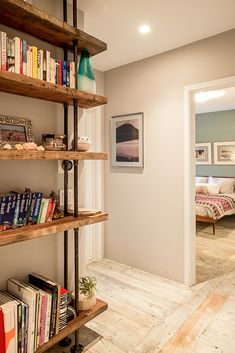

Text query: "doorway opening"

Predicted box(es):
[184, 76, 235, 286]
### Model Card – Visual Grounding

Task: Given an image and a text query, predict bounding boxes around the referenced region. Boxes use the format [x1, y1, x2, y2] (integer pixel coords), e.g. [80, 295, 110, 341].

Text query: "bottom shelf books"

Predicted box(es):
[0, 273, 69, 353]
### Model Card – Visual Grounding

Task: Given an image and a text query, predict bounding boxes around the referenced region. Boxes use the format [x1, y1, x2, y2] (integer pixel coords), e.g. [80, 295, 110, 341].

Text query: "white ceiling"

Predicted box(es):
[78, 0, 235, 71]
[195, 87, 235, 114]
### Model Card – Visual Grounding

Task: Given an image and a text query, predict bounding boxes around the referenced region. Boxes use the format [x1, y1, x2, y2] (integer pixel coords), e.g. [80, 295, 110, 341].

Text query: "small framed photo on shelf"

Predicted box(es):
[195, 143, 211, 165]
[111, 112, 144, 167]
[214, 141, 235, 165]
[0, 115, 34, 148]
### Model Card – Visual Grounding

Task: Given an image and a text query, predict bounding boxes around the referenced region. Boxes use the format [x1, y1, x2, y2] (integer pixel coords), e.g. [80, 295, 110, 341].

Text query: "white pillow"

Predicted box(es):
[196, 182, 220, 195]
[196, 176, 208, 183]
[208, 177, 234, 194]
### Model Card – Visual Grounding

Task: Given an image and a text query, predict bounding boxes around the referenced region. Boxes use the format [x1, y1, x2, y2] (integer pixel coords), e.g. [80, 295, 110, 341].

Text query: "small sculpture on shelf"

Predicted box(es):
[50, 190, 64, 220]
[71, 136, 91, 152]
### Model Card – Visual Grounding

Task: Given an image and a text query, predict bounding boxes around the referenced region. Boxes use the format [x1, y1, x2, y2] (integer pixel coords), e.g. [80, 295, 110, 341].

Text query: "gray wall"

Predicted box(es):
[196, 110, 235, 177]
[104, 29, 235, 283]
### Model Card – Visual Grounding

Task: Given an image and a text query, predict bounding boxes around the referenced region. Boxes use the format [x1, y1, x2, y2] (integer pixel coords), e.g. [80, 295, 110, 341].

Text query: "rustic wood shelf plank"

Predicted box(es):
[0, 0, 107, 56]
[0, 70, 107, 107]
[35, 299, 108, 353]
[0, 213, 108, 247]
[0, 150, 108, 161]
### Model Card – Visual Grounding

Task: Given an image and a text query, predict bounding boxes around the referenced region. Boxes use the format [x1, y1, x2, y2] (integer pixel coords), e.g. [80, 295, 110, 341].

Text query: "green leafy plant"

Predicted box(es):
[79, 276, 97, 299]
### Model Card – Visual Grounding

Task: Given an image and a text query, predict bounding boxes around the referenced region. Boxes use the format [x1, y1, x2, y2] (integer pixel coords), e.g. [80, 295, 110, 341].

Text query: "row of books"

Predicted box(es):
[0, 31, 76, 88]
[0, 191, 56, 231]
[0, 273, 70, 353]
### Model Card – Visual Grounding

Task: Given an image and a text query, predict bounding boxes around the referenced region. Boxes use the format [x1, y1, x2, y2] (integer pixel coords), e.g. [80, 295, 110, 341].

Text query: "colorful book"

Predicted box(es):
[70, 62, 75, 89]
[7, 279, 37, 353]
[7, 39, 15, 73]
[0, 307, 5, 353]
[0, 195, 8, 232]
[50, 58, 55, 84]
[59, 288, 69, 331]
[22, 40, 27, 76]
[0, 32, 7, 71]
[0, 294, 17, 353]
[37, 49, 43, 80]
[32, 192, 42, 224]
[13, 37, 21, 74]
[42, 50, 46, 81]
[62, 60, 67, 86]
[3, 195, 13, 230]
[28, 273, 59, 339]
[26, 45, 32, 78]
[46, 51, 50, 82]
[32, 46, 38, 79]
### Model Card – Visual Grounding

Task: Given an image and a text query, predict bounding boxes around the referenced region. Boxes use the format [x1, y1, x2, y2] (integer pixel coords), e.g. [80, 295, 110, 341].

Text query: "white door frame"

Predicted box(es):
[184, 75, 235, 287]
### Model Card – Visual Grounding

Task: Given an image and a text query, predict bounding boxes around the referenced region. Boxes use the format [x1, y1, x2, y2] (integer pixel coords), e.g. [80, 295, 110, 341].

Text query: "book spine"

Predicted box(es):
[0, 32, 7, 71]
[39, 295, 47, 346]
[55, 61, 59, 85]
[20, 39, 23, 74]
[23, 303, 29, 353]
[43, 50, 46, 81]
[7, 38, 15, 72]
[26, 45, 32, 78]
[0, 308, 5, 353]
[9, 194, 17, 228]
[50, 58, 55, 84]
[17, 194, 26, 227]
[26, 193, 32, 225]
[3, 195, 12, 230]
[66, 60, 70, 87]
[0, 196, 7, 231]
[47, 199, 56, 223]
[17, 303, 22, 353]
[37, 49, 43, 80]
[14, 37, 21, 74]
[44, 198, 52, 223]
[22, 40, 27, 75]
[59, 59, 63, 85]
[44, 294, 51, 343]
[46, 50, 50, 82]
[70, 62, 75, 89]
[23, 193, 30, 226]
[32, 46, 38, 79]
[13, 193, 21, 228]
[32, 192, 42, 223]
[62, 60, 67, 86]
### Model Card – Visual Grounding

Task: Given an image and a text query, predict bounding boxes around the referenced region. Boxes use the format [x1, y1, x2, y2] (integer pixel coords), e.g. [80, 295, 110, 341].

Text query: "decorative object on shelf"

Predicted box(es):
[0, 115, 34, 148]
[195, 143, 212, 165]
[214, 141, 235, 165]
[42, 134, 66, 151]
[78, 49, 96, 94]
[50, 190, 64, 219]
[15, 143, 24, 150]
[111, 112, 144, 168]
[22, 142, 37, 150]
[3, 143, 12, 149]
[73, 276, 97, 311]
[72, 136, 91, 151]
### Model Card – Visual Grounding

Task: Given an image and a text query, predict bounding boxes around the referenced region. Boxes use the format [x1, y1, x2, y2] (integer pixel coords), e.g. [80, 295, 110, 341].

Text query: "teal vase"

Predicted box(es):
[78, 49, 96, 94]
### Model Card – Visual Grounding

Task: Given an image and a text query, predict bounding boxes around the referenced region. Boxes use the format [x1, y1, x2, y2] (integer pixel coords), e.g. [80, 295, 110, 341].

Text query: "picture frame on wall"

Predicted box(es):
[111, 112, 144, 167]
[0, 115, 34, 148]
[214, 141, 235, 165]
[195, 143, 211, 165]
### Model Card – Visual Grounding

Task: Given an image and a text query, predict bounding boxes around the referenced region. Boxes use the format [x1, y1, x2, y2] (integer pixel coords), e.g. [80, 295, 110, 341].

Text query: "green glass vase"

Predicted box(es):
[78, 49, 96, 94]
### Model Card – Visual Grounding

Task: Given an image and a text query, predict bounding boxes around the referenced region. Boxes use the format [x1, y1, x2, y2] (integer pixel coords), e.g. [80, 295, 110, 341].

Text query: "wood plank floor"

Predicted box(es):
[49, 256, 235, 353]
[196, 214, 235, 283]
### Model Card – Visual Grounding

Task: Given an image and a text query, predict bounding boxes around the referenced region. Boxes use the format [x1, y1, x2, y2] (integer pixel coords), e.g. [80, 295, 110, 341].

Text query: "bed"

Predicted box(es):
[196, 176, 235, 234]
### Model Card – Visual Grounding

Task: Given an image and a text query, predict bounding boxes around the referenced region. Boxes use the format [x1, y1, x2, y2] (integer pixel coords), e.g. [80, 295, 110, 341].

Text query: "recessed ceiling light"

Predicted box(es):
[194, 90, 225, 103]
[139, 25, 151, 34]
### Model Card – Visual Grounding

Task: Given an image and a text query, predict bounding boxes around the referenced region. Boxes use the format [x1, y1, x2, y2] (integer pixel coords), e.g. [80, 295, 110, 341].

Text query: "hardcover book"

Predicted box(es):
[0, 307, 5, 353]
[0, 32, 7, 71]
[7, 39, 15, 73]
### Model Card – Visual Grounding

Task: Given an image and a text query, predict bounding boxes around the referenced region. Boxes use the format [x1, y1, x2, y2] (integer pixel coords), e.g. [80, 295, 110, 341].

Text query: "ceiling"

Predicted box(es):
[78, 0, 235, 71]
[195, 87, 235, 114]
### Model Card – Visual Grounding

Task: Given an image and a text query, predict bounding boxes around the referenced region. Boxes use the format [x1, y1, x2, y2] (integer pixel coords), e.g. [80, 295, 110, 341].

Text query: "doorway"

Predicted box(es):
[184, 76, 235, 286]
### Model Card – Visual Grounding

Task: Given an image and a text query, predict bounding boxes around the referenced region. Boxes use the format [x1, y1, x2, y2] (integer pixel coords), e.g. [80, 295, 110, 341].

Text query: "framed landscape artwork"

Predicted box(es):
[0, 115, 34, 148]
[111, 112, 144, 167]
[214, 141, 235, 165]
[195, 143, 211, 165]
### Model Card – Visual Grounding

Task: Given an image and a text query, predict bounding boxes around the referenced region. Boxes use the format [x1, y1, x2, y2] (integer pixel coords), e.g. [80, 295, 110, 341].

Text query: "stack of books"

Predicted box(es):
[0, 31, 76, 88]
[0, 191, 56, 232]
[0, 274, 70, 353]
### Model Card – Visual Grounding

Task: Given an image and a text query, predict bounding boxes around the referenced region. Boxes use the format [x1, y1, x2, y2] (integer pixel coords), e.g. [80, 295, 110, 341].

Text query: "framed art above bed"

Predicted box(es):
[214, 141, 235, 165]
[195, 143, 211, 165]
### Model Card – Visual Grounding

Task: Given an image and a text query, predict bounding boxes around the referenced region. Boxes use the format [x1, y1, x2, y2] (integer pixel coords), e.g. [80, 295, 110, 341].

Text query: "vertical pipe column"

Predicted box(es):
[63, 0, 69, 292]
[73, 0, 82, 351]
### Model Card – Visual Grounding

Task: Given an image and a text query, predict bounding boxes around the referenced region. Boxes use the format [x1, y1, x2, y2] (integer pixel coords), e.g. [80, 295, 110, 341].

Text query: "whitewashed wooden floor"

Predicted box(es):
[196, 214, 235, 283]
[49, 256, 235, 353]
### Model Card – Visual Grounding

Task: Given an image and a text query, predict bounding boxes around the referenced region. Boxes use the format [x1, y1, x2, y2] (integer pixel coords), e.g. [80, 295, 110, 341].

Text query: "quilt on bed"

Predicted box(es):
[196, 194, 235, 220]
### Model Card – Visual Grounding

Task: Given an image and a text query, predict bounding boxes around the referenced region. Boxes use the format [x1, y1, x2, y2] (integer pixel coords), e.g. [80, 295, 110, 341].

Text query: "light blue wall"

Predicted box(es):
[196, 109, 235, 177]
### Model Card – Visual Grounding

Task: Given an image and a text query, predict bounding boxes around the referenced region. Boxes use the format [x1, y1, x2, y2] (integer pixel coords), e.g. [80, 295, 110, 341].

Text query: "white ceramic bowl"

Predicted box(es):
[77, 141, 91, 151]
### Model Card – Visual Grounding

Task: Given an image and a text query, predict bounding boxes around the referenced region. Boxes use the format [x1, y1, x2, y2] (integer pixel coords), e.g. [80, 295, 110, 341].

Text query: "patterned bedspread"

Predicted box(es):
[196, 194, 235, 220]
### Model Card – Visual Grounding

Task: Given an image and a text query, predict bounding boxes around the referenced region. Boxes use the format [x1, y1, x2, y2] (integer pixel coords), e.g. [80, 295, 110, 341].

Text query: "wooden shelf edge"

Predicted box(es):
[0, 0, 107, 56]
[0, 150, 108, 161]
[0, 70, 107, 107]
[36, 298, 108, 353]
[0, 213, 108, 247]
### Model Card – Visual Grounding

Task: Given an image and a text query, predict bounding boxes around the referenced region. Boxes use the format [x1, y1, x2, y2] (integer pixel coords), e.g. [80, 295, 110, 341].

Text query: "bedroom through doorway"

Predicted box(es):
[194, 86, 235, 283]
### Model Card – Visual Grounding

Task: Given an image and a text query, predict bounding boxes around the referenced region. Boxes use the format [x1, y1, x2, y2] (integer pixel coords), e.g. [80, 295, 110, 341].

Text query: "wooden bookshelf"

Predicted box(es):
[0, 0, 107, 56]
[0, 70, 107, 107]
[0, 213, 108, 247]
[0, 150, 108, 161]
[36, 299, 108, 353]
